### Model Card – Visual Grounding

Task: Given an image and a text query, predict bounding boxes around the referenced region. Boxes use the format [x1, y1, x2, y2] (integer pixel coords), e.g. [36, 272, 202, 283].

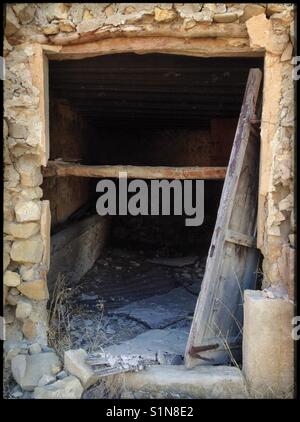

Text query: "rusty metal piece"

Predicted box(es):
[189, 343, 219, 361]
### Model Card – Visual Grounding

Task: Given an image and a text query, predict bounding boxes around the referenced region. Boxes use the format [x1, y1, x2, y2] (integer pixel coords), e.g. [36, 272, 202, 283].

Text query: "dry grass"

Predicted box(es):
[48, 273, 78, 359]
[48, 273, 109, 360]
[81, 304, 110, 354]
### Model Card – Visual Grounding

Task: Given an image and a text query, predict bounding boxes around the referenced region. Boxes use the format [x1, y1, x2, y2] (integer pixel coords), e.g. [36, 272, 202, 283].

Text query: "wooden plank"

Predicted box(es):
[45, 36, 263, 62]
[225, 230, 256, 248]
[185, 68, 262, 368]
[29, 45, 49, 166]
[42, 161, 227, 180]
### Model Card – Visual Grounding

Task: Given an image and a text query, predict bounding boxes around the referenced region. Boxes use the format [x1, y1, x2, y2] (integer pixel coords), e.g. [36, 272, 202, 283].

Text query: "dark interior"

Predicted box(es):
[45, 53, 263, 252]
[43, 53, 263, 356]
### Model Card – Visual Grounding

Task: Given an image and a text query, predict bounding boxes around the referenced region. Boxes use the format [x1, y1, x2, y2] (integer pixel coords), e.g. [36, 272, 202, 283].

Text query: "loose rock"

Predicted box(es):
[16, 298, 33, 320]
[4, 221, 40, 239]
[64, 349, 98, 389]
[38, 374, 57, 386]
[15, 200, 41, 222]
[29, 343, 42, 355]
[17, 279, 49, 301]
[11, 352, 61, 391]
[34, 375, 84, 399]
[4, 270, 21, 287]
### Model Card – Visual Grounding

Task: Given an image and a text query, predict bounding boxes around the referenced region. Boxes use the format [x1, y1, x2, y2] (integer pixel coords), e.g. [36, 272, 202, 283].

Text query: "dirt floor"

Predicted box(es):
[6, 246, 206, 399]
[55, 246, 205, 362]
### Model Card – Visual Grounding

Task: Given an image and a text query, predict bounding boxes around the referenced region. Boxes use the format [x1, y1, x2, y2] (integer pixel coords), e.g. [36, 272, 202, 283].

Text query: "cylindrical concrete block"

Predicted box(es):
[242, 290, 294, 398]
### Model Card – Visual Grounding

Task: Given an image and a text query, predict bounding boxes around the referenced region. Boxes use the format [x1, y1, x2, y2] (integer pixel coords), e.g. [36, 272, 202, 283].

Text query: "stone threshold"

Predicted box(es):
[87, 364, 249, 399]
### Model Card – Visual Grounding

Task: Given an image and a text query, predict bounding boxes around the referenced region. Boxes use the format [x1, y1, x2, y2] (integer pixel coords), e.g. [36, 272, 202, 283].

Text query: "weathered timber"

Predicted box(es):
[185, 68, 262, 368]
[42, 161, 227, 180]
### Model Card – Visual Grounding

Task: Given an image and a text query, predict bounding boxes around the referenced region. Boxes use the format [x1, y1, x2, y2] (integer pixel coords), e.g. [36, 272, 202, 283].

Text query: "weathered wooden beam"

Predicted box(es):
[225, 229, 256, 248]
[42, 161, 227, 180]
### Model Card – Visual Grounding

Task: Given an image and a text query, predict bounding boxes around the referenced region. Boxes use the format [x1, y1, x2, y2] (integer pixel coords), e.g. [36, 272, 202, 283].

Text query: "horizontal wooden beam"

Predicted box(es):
[44, 35, 263, 61]
[42, 161, 227, 180]
[225, 229, 256, 248]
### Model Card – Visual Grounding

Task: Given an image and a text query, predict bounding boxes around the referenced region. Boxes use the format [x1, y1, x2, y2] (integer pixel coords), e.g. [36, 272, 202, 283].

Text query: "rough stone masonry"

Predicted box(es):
[3, 3, 295, 398]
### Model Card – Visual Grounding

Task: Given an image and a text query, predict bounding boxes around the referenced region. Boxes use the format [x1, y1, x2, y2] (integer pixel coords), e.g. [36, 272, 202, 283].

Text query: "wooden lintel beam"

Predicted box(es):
[42, 161, 227, 180]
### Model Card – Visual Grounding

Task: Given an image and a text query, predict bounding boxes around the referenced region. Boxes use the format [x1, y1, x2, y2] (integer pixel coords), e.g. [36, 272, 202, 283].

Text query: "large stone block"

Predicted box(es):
[243, 290, 294, 398]
[11, 237, 43, 264]
[15, 200, 41, 222]
[5, 6, 20, 36]
[104, 365, 249, 399]
[4, 221, 39, 239]
[64, 349, 98, 389]
[213, 12, 238, 23]
[4, 270, 21, 287]
[11, 352, 61, 391]
[240, 4, 265, 22]
[17, 279, 49, 301]
[34, 375, 83, 399]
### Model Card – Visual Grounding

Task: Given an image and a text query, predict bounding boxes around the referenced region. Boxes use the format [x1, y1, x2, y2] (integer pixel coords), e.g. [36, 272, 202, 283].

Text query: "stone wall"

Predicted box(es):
[4, 43, 50, 350]
[42, 98, 99, 227]
[3, 3, 295, 396]
[90, 118, 237, 167]
[245, 11, 295, 298]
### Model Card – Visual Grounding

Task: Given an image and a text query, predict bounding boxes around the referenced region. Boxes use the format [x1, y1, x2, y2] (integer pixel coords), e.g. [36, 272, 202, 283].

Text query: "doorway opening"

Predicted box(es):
[42, 53, 263, 364]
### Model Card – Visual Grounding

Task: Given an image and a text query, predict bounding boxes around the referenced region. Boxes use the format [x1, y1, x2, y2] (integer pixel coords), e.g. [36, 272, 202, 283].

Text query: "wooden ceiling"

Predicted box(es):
[49, 53, 263, 129]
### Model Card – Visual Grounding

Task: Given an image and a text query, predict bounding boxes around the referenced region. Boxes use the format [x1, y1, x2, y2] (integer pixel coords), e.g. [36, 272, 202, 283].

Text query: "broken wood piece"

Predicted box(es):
[92, 366, 136, 377]
[42, 161, 227, 180]
[86, 352, 146, 378]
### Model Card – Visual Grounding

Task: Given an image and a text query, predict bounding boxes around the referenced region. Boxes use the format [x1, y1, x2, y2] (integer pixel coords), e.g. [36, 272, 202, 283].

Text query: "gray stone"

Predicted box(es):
[29, 343, 42, 355]
[56, 370, 68, 380]
[33, 376, 84, 399]
[11, 352, 61, 391]
[122, 365, 249, 399]
[16, 298, 32, 320]
[11, 385, 23, 398]
[112, 287, 197, 329]
[105, 328, 188, 362]
[6, 346, 21, 363]
[42, 346, 54, 353]
[38, 374, 57, 386]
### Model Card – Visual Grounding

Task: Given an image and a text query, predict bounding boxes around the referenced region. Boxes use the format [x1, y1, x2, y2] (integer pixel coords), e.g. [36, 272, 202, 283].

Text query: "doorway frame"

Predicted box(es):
[31, 36, 270, 357]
